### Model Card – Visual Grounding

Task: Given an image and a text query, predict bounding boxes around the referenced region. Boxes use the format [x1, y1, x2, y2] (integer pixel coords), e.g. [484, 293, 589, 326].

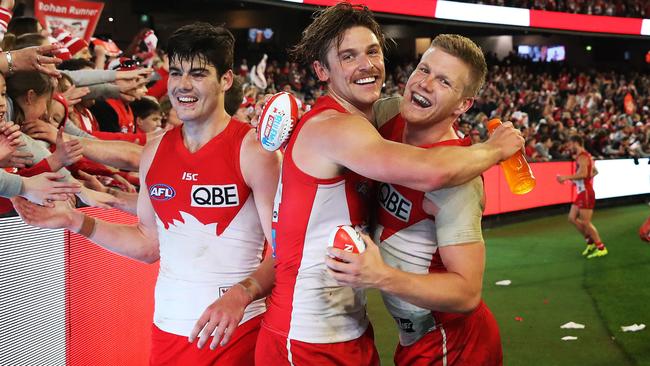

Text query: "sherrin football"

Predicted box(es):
[257, 92, 298, 151]
[327, 225, 366, 255]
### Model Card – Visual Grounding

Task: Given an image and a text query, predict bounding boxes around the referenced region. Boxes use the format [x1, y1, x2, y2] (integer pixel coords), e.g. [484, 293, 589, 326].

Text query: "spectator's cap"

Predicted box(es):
[636, 121, 643, 127]
[47, 35, 71, 60]
[90, 37, 123, 57]
[539, 118, 547, 124]
[109, 57, 140, 71]
[51, 28, 70, 41]
[643, 105, 649, 112]
[52, 28, 88, 57]
[66, 37, 88, 56]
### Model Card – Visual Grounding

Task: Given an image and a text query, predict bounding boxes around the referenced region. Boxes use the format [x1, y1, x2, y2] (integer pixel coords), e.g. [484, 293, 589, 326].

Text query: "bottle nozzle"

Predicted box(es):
[487, 118, 502, 133]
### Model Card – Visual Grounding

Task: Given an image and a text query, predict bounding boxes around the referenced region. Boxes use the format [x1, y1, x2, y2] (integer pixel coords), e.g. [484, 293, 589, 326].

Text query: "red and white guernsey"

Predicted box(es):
[376, 111, 485, 346]
[574, 151, 594, 194]
[146, 119, 266, 336]
[265, 96, 373, 343]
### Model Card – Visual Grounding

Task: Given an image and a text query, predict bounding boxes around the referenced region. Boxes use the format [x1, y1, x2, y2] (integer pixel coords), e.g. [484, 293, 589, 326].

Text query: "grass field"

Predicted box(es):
[366, 203, 650, 366]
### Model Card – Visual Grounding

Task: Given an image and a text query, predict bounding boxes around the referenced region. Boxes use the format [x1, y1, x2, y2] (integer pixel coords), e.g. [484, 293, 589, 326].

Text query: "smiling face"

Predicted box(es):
[400, 47, 474, 127]
[314, 26, 385, 112]
[167, 56, 232, 125]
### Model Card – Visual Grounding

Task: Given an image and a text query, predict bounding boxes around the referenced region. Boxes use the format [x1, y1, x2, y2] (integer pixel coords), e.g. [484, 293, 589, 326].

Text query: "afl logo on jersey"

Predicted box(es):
[149, 183, 176, 201]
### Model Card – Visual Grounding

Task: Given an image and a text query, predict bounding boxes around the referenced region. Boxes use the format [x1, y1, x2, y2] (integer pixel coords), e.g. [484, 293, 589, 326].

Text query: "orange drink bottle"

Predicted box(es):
[487, 118, 536, 195]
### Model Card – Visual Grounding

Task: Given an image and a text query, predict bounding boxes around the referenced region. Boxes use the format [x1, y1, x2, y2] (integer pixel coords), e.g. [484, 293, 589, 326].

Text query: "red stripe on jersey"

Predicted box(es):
[146, 119, 252, 236]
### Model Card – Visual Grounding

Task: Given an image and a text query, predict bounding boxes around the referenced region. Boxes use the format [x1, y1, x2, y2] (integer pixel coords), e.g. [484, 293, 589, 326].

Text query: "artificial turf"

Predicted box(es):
[366, 203, 650, 365]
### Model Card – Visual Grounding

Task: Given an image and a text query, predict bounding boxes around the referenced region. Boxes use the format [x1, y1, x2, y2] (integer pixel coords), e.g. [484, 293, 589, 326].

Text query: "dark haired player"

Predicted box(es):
[12, 22, 280, 365]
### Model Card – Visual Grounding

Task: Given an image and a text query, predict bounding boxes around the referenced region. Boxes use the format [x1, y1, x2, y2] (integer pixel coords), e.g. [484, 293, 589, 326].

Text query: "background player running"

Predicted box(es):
[557, 135, 607, 259]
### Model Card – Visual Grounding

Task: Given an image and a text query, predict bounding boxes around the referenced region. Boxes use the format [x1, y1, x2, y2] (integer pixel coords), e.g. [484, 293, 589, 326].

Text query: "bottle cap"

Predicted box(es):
[487, 118, 502, 133]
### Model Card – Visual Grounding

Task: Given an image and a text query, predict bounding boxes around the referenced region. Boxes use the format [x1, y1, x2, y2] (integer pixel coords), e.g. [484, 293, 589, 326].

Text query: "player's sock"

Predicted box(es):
[585, 235, 594, 244]
[596, 242, 605, 250]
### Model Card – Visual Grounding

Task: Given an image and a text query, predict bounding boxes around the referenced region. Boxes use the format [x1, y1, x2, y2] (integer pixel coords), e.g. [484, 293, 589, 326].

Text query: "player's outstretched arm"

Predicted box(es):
[310, 113, 523, 191]
[77, 137, 143, 172]
[189, 130, 281, 350]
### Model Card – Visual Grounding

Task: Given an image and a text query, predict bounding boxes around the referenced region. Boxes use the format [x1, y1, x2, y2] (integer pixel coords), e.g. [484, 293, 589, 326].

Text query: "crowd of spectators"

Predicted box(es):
[456, 0, 650, 18]
[460, 53, 649, 162]
[235, 51, 650, 162]
[0, 1, 171, 215]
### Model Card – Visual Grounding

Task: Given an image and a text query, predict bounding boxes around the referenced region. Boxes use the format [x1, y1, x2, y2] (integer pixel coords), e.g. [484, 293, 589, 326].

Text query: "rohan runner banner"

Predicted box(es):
[34, 0, 104, 41]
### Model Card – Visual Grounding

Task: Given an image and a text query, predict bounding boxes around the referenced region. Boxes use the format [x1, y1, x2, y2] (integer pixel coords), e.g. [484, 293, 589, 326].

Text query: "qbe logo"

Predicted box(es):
[149, 183, 176, 201]
[379, 183, 412, 222]
[191, 184, 239, 207]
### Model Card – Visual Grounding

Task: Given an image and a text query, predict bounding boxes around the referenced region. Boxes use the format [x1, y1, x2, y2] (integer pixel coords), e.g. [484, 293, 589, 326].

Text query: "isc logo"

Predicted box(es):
[379, 183, 412, 222]
[182, 172, 198, 181]
[191, 184, 239, 207]
[149, 183, 176, 201]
